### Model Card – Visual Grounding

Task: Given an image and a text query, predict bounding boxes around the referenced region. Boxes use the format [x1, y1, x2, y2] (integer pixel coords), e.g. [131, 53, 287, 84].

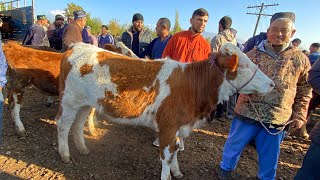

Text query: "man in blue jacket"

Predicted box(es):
[0, 18, 7, 145]
[308, 43, 320, 65]
[139, 18, 171, 59]
[121, 13, 153, 56]
[295, 57, 320, 180]
[98, 25, 114, 48]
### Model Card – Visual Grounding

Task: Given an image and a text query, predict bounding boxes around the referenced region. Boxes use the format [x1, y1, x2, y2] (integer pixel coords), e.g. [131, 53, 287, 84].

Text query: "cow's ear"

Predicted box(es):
[225, 54, 238, 72]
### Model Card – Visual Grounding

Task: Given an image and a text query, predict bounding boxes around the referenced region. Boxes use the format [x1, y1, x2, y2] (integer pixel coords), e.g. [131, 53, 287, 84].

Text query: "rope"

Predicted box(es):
[248, 97, 297, 135]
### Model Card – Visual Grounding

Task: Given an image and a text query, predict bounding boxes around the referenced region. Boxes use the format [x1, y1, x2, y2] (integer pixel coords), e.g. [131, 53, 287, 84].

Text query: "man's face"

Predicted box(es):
[155, 21, 164, 37]
[56, 19, 64, 26]
[133, 20, 143, 32]
[101, 27, 108, 34]
[267, 19, 296, 46]
[292, 41, 300, 47]
[78, 17, 86, 28]
[309, 46, 317, 53]
[190, 15, 208, 34]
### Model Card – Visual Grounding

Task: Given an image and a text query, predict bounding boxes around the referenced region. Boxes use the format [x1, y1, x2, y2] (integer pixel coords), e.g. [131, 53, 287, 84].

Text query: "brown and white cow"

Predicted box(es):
[3, 41, 135, 137]
[103, 42, 138, 58]
[57, 42, 274, 180]
[3, 42, 63, 137]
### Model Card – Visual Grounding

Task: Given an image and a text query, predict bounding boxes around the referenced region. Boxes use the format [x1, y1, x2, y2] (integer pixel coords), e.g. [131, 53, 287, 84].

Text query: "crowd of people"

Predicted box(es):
[0, 7, 319, 180]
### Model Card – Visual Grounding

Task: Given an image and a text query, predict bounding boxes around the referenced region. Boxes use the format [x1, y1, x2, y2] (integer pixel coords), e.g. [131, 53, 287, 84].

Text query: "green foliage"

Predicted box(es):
[172, 9, 182, 34]
[86, 17, 102, 35]
[64, 3, 102, 34]
[144, 25, 157, 38]
[64, 3, 84, 18]
[107, 18, 123, 37]
[0, 3, 5, 11]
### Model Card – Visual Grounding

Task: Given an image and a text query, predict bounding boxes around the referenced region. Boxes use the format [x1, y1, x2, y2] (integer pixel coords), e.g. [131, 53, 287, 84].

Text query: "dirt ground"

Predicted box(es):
[0, 87, 315, 180]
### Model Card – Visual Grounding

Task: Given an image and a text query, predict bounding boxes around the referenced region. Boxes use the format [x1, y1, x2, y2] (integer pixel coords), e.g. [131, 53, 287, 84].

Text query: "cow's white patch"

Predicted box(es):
[115, 42, 139, 58]
[11, 93, 24, 132]
[106, 58, 185, 129]
[65, 43, 119, 109]
[161, 146, 172, 180]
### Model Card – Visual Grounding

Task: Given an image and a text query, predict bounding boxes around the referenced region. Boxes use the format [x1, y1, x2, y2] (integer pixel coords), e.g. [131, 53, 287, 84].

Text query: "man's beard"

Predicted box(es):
[192, 27, 203, 34]
[133, 26, 142, 32]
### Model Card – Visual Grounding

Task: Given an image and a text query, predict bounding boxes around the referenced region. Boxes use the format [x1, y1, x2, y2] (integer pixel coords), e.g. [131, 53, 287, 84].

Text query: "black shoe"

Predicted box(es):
[217, 167, 233, 180]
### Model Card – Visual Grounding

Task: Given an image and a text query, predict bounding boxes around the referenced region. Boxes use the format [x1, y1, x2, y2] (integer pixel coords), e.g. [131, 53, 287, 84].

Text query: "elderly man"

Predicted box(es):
[139, 17, 172, 59]
[23, 15, 49, 46]
[218, 12, 312, 180]
[47, 14, 65, 51]
[62, 10, 86, 52]
[121, 13, 153, 56]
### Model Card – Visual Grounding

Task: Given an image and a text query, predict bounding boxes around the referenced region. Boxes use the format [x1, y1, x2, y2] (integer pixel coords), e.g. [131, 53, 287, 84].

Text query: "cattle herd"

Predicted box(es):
[2, 41, 274, 180]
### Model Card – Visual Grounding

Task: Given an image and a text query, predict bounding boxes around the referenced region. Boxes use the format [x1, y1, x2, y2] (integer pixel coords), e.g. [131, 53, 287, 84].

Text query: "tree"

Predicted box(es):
[86, 17, 102, 35]
[172, 9, 182, 34]
[107, 18, 122, 37]
[63, 3, 84, 18]
[63, 3, 102, 34]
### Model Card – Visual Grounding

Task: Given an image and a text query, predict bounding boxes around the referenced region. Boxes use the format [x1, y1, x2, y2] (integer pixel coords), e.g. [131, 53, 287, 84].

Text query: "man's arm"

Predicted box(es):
[162, 37, 174, 58]
[0, 41, 7, 90]
[139, 38, 156, 58]
[210, 35, 222, 52]
[291, 56, 312, 123]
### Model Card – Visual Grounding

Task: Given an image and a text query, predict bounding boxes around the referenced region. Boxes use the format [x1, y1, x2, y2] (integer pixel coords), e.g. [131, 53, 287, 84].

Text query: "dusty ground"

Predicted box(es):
[0, 87, 314, 180]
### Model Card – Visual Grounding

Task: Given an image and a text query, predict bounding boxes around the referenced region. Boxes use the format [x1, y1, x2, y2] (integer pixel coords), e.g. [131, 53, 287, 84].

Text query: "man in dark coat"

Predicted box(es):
[23, 15, 49, 46]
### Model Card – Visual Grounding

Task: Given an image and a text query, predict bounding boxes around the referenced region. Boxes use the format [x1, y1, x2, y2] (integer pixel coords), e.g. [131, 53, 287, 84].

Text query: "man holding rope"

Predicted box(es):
[218, 12, 312, 180]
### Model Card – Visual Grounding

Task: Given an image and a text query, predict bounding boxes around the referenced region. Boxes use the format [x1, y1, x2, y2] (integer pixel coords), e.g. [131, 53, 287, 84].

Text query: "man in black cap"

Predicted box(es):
[23, 15, 49, 46]
[62, 10, 87, 52]
[47, 14, 65, 51]
[121, 13, 153, 56]
[218, 12, 312, 180]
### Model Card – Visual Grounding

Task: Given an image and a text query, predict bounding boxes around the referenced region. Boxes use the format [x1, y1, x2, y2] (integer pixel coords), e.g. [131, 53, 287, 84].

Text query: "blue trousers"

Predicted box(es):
[294, 142, 320, 180]
[0, 92, 3, 145]
[220, 117, 285, 180]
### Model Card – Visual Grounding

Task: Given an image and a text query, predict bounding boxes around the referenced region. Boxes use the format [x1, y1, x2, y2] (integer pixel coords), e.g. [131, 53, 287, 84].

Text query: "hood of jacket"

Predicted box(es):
[219, 29, 236, 42]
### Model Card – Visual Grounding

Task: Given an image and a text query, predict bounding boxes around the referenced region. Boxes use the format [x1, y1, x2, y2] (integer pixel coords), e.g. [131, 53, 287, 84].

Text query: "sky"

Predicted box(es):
[25, 0, 319, 50]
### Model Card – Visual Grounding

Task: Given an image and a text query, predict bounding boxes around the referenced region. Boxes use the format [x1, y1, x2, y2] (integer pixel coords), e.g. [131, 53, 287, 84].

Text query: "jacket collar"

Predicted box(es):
[257, 40, 292, 58]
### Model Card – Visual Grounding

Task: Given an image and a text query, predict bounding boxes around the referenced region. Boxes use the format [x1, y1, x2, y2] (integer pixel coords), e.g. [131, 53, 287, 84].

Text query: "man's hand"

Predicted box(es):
[0, 86, 2, 91]
[288, 120, 306, 134]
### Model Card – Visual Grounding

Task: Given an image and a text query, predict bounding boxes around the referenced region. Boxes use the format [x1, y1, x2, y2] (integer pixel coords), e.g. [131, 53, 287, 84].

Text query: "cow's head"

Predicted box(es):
[104, 42, 139, 58]
[215, 43, 274, 96]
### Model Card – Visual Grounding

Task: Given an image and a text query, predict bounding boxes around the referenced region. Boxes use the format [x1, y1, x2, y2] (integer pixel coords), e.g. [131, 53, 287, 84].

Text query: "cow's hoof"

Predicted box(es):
[153, 138, 159, 147]
[61, 156, 72, 164]
[17, 130, 27, 139]
[173, 173, 183, 179]
[79, 147, 90, 155]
